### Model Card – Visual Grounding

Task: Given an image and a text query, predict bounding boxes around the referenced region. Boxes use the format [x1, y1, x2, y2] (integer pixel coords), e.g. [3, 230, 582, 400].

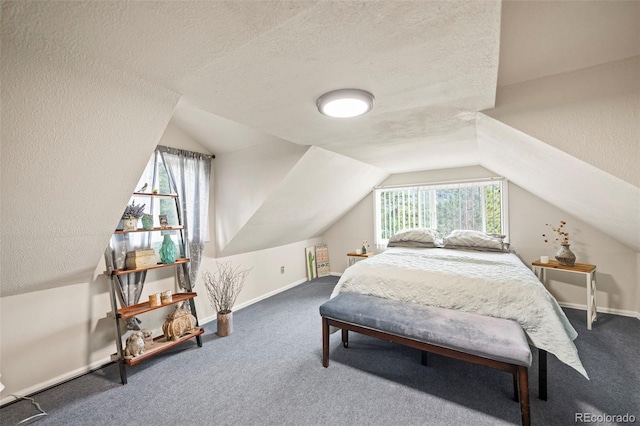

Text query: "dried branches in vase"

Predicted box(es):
[202, 261, 252, 336]
[542, 220, 569, 245]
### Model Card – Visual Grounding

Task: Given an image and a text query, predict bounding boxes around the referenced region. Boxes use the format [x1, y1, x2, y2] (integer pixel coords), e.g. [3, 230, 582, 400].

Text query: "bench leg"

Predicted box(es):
[539, 349, 547, 401]
[421, 350, 428, 366]
[513, 373, 519, 402]
[517, 366, 530, 426]
[322, 317, 329, 367]
[342, 328, 349, 348]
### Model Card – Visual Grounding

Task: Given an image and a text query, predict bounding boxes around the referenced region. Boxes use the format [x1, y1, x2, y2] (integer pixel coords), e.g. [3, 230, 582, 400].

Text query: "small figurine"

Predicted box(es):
[124, 331, 145, 357]
[141, 329, 154, 348]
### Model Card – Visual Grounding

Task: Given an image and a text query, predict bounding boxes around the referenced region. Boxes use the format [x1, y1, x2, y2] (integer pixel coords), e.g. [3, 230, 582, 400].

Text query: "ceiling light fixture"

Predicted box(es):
[317, 89, 375, 118]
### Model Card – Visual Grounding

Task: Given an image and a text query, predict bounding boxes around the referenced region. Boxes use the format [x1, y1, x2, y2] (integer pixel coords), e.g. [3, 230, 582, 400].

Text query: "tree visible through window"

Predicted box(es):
[375, 179, 505, 244]
[131, 151, 180, 250]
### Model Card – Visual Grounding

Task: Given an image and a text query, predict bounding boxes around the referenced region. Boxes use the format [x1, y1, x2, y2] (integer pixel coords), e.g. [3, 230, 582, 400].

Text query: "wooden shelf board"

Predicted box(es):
[132, 192, 178, 198]
[532, 259, 595, 273]
[114, 226, 184, 234]
[347, 251, 373, 258]
[110, 258, 190, 276]
[116, 328, 204, 366]
[116, 292, 197, 318]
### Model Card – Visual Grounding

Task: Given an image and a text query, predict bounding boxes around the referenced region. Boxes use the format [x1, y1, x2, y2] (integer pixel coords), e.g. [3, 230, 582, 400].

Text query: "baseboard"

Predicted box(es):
[330, 272, 342, 277]
[1, 357, 112, 407]
[558, 302, 640, 320]
[199, 277, 309, 325]
[1, 277, 311, 407]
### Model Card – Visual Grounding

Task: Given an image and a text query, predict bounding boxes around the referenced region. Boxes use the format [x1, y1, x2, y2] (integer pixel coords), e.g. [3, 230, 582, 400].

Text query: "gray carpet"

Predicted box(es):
[2, 276, 639, 425]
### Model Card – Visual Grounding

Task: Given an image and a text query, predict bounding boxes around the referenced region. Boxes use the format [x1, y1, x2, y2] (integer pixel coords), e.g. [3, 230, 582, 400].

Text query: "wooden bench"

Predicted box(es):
[320, 293, 547, 426]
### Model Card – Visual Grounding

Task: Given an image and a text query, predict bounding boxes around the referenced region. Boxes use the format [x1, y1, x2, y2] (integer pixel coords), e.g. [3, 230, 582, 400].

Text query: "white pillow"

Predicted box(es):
[443, 229, 506, 252]
[388, 228, 442, 248]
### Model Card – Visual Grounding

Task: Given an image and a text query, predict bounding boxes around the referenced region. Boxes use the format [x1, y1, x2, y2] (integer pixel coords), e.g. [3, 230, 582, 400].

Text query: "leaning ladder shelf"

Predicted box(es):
[104, 191, 203, 385]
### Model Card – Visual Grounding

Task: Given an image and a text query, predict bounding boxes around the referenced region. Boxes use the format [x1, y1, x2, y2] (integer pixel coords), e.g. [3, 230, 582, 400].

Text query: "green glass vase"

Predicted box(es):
[159, 234, 177, 264]
[141, 214, 154, 230]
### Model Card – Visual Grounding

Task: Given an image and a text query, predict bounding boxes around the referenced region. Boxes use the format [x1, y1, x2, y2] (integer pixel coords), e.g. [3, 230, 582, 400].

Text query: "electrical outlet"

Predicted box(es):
[280, 266, 285, 274]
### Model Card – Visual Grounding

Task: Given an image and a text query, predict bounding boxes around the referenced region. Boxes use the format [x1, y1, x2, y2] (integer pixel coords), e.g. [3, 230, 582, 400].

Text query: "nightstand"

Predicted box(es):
[532, 259, 597, 330]
[347, 251, 373, 267]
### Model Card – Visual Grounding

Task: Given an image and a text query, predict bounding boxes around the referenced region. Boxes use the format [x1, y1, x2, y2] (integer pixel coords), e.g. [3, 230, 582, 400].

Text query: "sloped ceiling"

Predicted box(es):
[218, 146, 389, 256]
[497, 0, 640, 87]
[1, 1, 639, 296]
[477, 113, 640, 252]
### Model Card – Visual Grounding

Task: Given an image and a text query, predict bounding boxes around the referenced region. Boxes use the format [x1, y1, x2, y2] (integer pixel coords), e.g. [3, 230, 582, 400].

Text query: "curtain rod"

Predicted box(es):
[157, 145, 215, 159]
[374, 176, 504, 190]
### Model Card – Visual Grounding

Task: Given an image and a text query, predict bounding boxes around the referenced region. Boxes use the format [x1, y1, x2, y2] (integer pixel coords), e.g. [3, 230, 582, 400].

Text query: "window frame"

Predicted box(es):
[132, 151, 181, 248]
[373, 177, 509, 246]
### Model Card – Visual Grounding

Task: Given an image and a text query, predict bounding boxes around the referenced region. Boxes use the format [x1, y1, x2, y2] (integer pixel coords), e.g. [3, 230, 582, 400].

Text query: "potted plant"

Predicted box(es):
[121, 202, 146, 231]
[202, 261, 252, 336]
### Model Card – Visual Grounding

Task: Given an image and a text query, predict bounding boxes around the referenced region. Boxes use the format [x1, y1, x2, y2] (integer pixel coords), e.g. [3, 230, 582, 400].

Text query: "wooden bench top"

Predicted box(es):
[320, 293, 531, 367]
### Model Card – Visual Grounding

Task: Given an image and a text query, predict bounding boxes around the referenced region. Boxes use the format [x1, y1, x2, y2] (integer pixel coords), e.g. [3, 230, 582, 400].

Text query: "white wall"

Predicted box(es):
[508, 184, 637, 315]
[323, 166, 639, 316]
[322, 192, 377, 274]
[1, 27, 178, 404]
[195, 238, 323, 324]
[0, 123, 321, 404]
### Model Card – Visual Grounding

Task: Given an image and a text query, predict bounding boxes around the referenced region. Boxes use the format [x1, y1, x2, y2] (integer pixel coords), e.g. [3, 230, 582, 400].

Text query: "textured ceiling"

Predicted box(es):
[4, 0, 640, 173]
[498, 0, 640, 87]
[4, 0, 501, 173]
[5, 0, 638, 172]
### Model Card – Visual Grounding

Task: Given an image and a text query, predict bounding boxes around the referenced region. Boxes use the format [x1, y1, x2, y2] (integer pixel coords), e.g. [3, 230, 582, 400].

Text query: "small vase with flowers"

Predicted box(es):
[543, 220, 576, 266]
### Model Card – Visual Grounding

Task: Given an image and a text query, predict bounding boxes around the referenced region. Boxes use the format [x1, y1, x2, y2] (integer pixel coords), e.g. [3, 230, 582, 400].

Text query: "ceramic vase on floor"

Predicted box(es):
[555, 244, 576, 266]
[217, 311, 233, 337]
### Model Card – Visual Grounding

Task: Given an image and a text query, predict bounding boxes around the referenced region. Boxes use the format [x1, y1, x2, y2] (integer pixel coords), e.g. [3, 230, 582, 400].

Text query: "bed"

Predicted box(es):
[330, 229, 588, 379]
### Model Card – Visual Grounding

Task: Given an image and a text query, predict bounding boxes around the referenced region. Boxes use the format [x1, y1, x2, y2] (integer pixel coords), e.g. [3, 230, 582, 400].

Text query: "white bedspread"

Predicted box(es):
[331, 247, 588, 378]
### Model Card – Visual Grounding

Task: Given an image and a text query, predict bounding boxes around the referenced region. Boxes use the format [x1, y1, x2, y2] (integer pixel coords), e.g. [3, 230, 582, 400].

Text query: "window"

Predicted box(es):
[374, 178, 507, 245]
[130, 151, 181, 252]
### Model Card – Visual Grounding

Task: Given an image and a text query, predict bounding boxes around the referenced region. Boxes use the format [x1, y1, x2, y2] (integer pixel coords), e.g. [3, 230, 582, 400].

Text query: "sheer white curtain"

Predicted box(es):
[158, 146, 212, 291]
[106, 227, 153, 329]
